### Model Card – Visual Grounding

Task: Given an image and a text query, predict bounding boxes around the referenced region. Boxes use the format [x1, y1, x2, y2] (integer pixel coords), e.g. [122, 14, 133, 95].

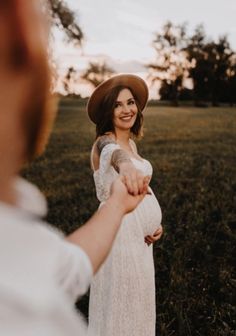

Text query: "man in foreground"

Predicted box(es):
[0, 1, 149, 334]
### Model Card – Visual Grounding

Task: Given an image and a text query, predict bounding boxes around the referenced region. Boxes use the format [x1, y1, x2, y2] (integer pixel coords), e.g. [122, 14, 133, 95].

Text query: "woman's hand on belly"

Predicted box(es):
[144, 225, 163, 246]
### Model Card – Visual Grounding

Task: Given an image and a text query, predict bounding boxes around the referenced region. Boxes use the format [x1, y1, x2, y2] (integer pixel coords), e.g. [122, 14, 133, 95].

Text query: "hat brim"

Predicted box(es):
[87, 74, 149, 124]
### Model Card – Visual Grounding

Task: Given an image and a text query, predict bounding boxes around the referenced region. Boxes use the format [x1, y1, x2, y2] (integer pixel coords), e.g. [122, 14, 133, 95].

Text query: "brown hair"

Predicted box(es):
[0, 0, 56, 161]
[95, 85, 143, 138]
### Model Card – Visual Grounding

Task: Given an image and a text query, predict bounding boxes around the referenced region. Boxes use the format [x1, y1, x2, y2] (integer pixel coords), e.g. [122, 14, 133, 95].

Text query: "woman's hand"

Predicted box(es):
[145, 225, 163, 246]
[119, 161, 150, 196]
[110, 176, 148, 214]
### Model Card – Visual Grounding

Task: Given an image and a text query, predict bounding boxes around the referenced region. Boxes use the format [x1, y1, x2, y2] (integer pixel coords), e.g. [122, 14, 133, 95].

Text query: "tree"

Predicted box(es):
[158, 76, 184, 102]
[147, 22, 190, 105]
[227, 54, 236, 106]
[149, 21, 236, 106]
[184, 25, 209, 105]
[44, 1, 84, 94]
[47, 0, 83, 45]
[63, 66, 80, 96]
[208, 37, 233, 106]
[81, 61, 115, 88]
[186, 27, 234, 106]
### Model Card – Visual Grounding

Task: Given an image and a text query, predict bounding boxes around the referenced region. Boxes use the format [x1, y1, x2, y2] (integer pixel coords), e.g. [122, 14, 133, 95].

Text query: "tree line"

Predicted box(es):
[148, 22, 236, 106]
[48, 1, 236, 106]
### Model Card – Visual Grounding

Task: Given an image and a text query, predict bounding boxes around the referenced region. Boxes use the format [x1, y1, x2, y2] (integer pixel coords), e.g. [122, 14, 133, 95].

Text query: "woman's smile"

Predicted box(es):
[119, 113, 136, 122]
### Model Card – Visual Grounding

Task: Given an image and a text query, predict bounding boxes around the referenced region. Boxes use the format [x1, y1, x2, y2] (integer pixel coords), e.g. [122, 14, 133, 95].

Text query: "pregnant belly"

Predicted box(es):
[134, 188, 162, 236]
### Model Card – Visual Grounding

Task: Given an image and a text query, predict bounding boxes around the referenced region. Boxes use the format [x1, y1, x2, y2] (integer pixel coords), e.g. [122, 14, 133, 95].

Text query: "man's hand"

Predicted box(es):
[110, 176, 149, 214]
[119, 162, 151, 196]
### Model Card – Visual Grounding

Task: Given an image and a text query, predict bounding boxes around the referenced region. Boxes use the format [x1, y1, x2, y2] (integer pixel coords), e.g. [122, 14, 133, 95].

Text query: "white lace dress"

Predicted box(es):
[88, 143, 162, 336]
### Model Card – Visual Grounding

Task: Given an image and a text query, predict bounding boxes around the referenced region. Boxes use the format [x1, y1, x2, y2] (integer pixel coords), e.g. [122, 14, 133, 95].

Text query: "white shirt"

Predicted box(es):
[0, 178, 93, 335]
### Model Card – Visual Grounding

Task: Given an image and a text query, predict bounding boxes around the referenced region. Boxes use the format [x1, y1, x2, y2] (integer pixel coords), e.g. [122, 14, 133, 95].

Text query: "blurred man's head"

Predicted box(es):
[0, 0, 56, 177]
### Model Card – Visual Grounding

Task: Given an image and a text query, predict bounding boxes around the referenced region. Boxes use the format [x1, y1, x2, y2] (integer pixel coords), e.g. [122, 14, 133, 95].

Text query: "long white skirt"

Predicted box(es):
[88, 190, 162, 336]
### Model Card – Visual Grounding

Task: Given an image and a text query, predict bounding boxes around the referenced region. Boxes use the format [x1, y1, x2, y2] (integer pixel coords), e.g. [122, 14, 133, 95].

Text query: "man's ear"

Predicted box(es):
[7, 0, 48, 69]
[3, 0, 31, 68]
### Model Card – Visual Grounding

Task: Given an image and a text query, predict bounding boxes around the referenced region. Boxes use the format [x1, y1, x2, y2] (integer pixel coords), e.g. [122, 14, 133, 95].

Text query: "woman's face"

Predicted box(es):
[113, 88, 138, 132]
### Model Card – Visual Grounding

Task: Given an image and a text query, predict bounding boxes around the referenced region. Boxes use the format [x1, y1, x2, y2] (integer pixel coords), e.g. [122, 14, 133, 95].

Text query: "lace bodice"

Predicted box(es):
[93, 143, 153, 202]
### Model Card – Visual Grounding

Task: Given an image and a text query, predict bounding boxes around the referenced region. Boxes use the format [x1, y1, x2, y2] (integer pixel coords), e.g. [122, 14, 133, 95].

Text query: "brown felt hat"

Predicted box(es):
[87, 74, 149, 124]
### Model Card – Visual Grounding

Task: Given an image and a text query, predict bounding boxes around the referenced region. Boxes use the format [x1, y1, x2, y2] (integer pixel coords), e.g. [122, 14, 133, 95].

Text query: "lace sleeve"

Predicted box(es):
[99, 143, 121, 176]
[94, 136, 132, 201]
[93, 143, 121, 202]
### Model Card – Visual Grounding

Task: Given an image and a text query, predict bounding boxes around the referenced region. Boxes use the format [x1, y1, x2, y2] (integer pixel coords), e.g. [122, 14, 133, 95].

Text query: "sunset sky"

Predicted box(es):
[53, 0, 236, 96]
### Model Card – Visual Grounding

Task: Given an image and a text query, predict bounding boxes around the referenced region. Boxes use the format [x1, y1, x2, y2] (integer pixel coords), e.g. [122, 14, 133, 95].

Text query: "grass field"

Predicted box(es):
[23, 100, 236, 336]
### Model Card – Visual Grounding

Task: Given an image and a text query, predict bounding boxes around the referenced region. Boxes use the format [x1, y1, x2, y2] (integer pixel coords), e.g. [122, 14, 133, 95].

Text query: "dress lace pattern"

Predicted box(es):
[89, 143, 162, 336]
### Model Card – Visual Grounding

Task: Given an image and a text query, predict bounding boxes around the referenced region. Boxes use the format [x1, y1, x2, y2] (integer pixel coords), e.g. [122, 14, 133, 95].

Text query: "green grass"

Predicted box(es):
[23, 101, 236, 336]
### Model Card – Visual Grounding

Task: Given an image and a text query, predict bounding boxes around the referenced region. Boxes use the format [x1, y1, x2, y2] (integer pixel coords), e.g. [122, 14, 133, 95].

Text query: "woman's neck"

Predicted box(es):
[114, 128, 131, 145]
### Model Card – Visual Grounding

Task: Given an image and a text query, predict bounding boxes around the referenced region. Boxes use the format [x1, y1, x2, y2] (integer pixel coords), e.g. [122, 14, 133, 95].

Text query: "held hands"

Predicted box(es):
[145, 225, 163, 246]
[110, 177, 148, 214]
[111, 160, 163, 244]
[119, 161, 151, 196]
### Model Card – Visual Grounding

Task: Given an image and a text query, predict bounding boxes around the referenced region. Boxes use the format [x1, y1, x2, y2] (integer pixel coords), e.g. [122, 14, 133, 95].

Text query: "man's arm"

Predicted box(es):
[67, 178, 147, 274]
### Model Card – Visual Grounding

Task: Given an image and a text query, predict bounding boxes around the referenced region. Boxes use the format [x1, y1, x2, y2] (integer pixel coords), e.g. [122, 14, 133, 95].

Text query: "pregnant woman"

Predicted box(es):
[87, 74, 163, 336]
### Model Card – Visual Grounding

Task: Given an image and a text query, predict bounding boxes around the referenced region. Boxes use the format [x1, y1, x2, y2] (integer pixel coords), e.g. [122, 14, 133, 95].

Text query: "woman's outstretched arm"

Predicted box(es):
[95, 135, 150, 196]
